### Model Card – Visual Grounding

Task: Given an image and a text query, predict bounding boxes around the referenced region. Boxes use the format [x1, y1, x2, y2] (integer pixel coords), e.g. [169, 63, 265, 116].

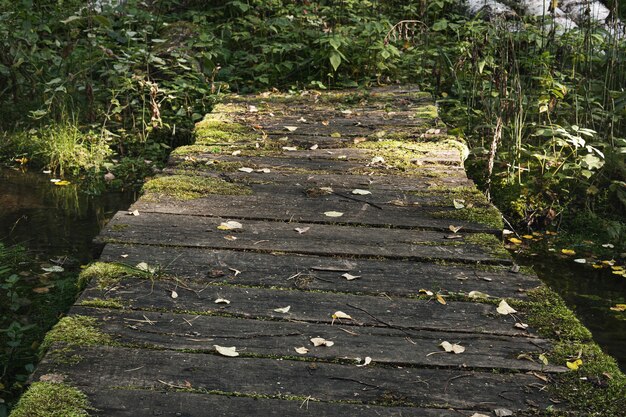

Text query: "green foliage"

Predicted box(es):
[0, 243, 80, 412]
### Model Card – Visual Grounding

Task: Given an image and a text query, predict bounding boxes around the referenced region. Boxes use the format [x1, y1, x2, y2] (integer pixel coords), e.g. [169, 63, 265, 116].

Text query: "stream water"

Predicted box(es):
[1, 167, 625, 372]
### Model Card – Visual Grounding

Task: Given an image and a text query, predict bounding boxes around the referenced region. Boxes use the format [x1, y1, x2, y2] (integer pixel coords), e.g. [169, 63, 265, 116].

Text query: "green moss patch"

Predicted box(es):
[10, 382, 92, 417]
[78, 298, 125, 309]
[77, 262, 149, 290]
[194, 119, 256, 145]
[413, 104, 439, 119]
[41, 315, 111, 353]
[517, 286, 626, 415]
[142, 174, 251, 200]
[432, 206, 504, 230]
[464, 233, 510, 258]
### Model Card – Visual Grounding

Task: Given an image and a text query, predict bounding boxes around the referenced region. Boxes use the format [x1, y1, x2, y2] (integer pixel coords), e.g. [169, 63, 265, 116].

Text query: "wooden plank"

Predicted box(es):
[74, 389, 465, 417]
[34, 345, 553, 412]
[99, 212, 510, 264]
[70, 307, 560, 372]
[100, 244, 540, 298]
[78, 278, 530, 336]
[132, 193, 499, 233]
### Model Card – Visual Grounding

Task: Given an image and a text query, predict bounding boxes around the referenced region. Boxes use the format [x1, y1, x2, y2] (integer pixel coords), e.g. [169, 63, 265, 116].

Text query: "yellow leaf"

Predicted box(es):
[508, 238, 523, 245]
[561, 249, 576, 256]
[522, 235, 534, 239]
[610, 304, 626, 312]
[592, 264, 604, 269]
[436, 294, 447, 305]
[330, 132, 341, 138]
[566, 359, 583, 370]
[54, 180, 71, 186]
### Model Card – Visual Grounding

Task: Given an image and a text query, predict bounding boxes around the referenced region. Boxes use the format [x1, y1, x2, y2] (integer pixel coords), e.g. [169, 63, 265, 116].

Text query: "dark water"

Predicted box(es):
[518, 254, 626, 372]
[0, 167, 136, 262]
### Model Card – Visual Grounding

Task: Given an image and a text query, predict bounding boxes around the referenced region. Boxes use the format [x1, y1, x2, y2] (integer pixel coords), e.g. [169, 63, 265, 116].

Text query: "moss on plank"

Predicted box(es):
[41, 315, 111, 353]
[78, 298, 125, 309]
[77, 262, 149, 290]
[194, 119, 256, 145]
[9, 382, 92, 417]
[431, 206, 504, 230]
[464, 233, 510, 259]
[142, 174, 251, 201]
[413, 104, 439, 119]
[517, 286, 626, 416]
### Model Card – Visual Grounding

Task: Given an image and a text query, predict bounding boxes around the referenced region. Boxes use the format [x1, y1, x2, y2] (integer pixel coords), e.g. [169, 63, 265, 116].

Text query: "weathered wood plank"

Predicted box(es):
[100, 244, 540, 298]
[78, 278, 529, 336]
[76, 389, 465, 417]
[70, 307, 560, 372]
[132, 193, 499, 233]
[99, 212, 510, 264]
[35, 345, 553, 412]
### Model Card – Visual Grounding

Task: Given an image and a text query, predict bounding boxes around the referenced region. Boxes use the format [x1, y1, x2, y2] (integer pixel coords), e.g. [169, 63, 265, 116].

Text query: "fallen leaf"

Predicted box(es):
[238, 167, 254, 173]
[370, 156, 385, 164]
[440, 341, 465, 354]
[295, 347, 309, 354]
[351, 189, 371, 195]
[522, 235, 534, 240]
[215, 298, 231, 304]
[324, 211, 344, 217]
[42, 266, 64, 273]
[356, 357, 372, 367]
[218, 221, 243, 231]
[332, 311, 352, 320]
[561, 249, 576, 256]
[53, 180, 71, 186]
[248, 105, 258, 113]
[469, 414, 490, 417]
[610, 304, 626, 312]
[135, 262, 156, 273]
[310, 337, 334, 347]
[256, 168, 271, 173]
[231, 150, 241, 156]
[375, 130, 386, 138]
[436, 294, 447, 305]
[330, 132, 341, 138]
[282, 146, 298, 151]
[508, 238, 523, 245]
[340, 109, 353, 114]
[566, 358, 583, 370]
[468, 290, 490, 299]
[298, 117, 307, 122]
[321, 120, 329, 126]
[294, 227, 310, 234]
[445, 234, 463, 239]
[309, 144, 319, 150]
[284, 126, 298, 132]
[538, 353, 549, 365]
[214, 345, 239, 357]
[453, 199, 465, 209]
[32, 287, 50, 294]
[418, 289, 434, 296]
[448, 225, 462, 233]
[515, 322, 529, 330]
[341, 273, 361, 281]
[128, 209, 140, 216]
[224, 235, 237, 241]
[574, 258, 587, 264]
[274, 306, 291, 313]
[228, 268, 241, 276]
[353, 137, 367, 144]
[494, 409, 514, 417]
[497, 300, 517, 315]
[171, 290, 178, 299]
[602, 243, 615, 248]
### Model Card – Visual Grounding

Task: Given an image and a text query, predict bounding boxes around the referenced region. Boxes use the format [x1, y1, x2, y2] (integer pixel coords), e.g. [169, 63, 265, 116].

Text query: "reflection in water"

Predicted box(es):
[0, 167, 136, 262]
[519, 254, 626, 372]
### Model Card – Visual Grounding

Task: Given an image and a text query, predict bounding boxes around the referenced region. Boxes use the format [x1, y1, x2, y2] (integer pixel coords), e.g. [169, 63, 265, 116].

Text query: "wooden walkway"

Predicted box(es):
[28, 87, 567, 416]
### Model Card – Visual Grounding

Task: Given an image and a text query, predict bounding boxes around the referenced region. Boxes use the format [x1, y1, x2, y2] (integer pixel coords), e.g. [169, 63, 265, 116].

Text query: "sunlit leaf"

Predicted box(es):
[214, 345, 239, 357]
[496, 300, 517, 315]
[566, 358, 583, 370]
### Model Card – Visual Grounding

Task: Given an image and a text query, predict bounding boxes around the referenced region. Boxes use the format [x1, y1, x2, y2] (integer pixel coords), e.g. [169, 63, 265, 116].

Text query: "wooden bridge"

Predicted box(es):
[18, 86, 580, 416]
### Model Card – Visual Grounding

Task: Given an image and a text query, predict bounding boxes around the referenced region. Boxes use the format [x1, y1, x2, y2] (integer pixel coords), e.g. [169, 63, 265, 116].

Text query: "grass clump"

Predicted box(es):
[77, 262, 149, 290]
[142, 174, 251, 201]
[40, 316, 111, 354]
[9, 382, 92, 417]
